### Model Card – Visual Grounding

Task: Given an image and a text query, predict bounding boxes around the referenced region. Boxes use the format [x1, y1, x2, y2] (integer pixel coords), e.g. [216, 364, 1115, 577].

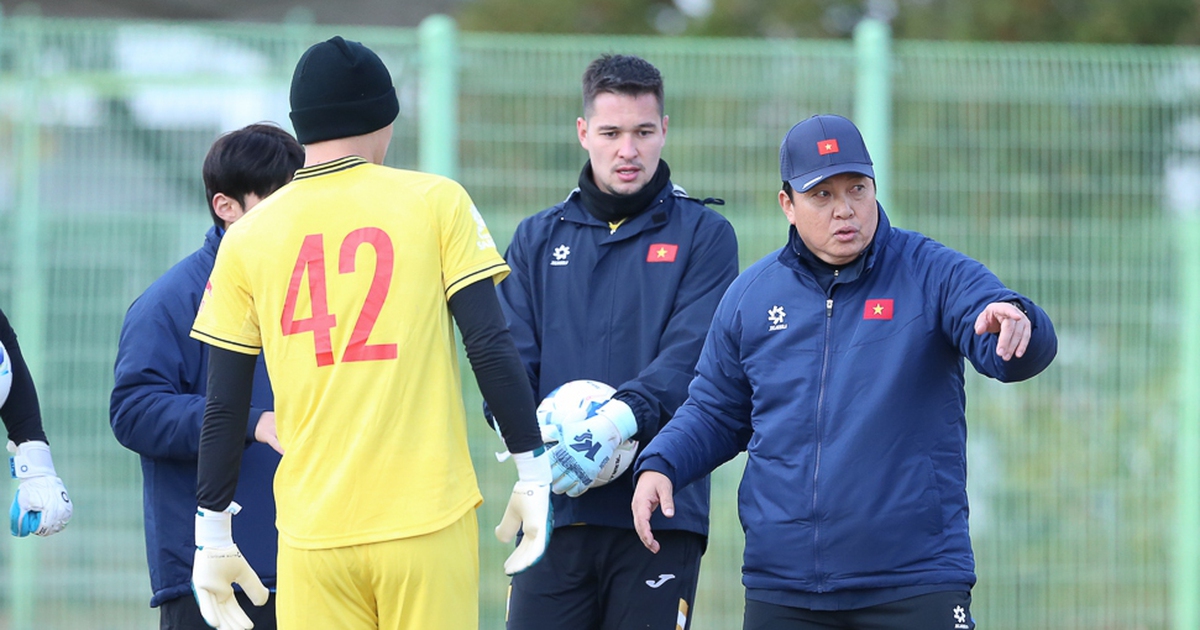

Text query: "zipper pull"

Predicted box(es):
[826, 298, 833, 318]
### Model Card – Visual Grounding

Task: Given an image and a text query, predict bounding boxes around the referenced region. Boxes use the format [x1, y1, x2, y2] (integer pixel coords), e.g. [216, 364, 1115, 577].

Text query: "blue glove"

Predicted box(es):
[547, 399, 637, 497]
[8, 441, 72, 537]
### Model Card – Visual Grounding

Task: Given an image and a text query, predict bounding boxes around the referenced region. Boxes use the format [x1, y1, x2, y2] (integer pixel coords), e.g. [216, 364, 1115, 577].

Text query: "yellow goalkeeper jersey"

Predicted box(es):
[191, 156, 507, 549]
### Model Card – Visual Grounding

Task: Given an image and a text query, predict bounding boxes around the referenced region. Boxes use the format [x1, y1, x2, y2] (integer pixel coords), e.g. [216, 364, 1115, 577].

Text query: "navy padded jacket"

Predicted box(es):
[638, 206, 1057, 601]
[111, 226, 280, 608]
[498, 183, 738, 535]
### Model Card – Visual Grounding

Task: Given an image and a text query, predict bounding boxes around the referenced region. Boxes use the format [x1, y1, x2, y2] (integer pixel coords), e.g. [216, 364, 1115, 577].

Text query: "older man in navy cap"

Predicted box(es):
[631, 114, 1058, 630]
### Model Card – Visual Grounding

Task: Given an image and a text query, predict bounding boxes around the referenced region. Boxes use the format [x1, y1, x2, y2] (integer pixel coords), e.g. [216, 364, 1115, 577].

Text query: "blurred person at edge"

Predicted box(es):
[1, 308, 72, 542]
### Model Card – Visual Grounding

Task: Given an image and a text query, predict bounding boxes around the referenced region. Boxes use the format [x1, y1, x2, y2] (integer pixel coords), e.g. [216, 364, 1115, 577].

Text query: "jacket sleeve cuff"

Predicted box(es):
[632, 452, 678, 487]
[246, 407, 267, 444]
[613, 390, 655, 440]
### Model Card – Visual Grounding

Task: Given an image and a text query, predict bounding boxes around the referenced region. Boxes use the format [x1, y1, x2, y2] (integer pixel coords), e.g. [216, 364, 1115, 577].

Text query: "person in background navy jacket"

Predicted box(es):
[497, 54, 739, 630]
[110, 123, 302, 630]
[633, 114, 1058, 630]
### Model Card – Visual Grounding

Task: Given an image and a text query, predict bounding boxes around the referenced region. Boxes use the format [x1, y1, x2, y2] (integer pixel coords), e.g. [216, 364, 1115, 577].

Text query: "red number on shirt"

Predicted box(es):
[339, 227, 398, 362]
[280, 230, 397, 366]
[281, 234, 337, 366]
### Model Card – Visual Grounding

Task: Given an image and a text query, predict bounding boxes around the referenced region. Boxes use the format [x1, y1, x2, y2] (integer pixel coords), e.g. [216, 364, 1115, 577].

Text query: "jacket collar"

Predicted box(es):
[559, 182, 682, 240]
[205, 225, 223, 252]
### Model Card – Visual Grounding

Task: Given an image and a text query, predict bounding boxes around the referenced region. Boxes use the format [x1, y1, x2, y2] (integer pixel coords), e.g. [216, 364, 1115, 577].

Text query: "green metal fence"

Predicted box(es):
[0, 11, 1196, 630]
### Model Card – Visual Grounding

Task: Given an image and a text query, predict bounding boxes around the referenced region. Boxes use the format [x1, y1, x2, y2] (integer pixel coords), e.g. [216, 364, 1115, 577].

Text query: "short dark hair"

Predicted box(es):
[203, 123, 304, 229]
[582, 54, 664, 118]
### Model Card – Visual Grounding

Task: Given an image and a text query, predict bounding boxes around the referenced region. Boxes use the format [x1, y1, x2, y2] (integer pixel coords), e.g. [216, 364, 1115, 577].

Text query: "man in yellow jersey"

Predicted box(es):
[188, 36, 552, 630]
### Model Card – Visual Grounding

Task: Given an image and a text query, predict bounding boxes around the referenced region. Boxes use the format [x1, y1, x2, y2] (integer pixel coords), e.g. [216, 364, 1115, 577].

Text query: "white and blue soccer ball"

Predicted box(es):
[536, 379, 614, 428]
[537, 379, 639, 488]
[0, 339, 12, 407]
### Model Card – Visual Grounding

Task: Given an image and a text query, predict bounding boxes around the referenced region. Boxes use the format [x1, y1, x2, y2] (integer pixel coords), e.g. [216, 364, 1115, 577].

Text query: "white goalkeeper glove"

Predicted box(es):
[495, 447, 552, 575]
[546, 399, 637, 497]
[8, 440, 72, 537]
[193, 502, 269, 630]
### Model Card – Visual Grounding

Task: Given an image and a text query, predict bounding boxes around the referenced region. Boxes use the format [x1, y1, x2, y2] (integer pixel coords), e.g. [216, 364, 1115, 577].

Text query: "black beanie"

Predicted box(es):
[289, 36, 400, 144]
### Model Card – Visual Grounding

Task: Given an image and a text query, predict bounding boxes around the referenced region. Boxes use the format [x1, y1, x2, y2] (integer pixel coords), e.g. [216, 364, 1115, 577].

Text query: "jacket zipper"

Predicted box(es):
[813, 294, 834, 592]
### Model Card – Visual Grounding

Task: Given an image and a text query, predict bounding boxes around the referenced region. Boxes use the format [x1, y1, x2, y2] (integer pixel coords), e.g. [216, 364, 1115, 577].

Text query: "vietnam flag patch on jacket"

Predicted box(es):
[863, 298, 893, 320]
[647, 243, 678, 263]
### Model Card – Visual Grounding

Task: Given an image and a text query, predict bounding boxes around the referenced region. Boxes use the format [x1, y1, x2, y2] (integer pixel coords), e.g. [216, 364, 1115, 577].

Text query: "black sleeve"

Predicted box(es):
[448, 279, 542, 454]
[0, 308, 48, 445]
[196, 346, 256, 511]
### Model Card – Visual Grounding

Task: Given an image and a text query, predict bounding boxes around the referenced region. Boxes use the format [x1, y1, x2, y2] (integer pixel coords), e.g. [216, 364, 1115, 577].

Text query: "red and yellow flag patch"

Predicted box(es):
[818, 138, 840, 155]
[863, 298, 893, 320]
[647, 243, 679, 263]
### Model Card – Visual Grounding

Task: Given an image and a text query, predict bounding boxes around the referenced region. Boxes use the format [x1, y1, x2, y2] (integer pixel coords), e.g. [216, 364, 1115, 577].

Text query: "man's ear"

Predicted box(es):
[576, 117, 589, 149]
[211, 193, 244, 228]
[779, 189, 797, 226]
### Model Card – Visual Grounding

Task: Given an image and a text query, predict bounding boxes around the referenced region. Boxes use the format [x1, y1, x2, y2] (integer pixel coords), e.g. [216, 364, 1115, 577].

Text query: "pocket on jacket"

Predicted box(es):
[821, 458, 944, 583]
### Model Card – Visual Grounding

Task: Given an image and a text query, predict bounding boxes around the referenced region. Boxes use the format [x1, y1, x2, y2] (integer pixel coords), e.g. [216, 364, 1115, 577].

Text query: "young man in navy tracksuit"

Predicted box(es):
[110, 123, 302, 630]
[497, 54, 739, 630]
[633, 114, 1057, 630]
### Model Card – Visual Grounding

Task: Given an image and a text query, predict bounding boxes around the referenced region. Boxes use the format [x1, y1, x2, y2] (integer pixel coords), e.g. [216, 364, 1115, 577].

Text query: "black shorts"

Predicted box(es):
[506, 525, 705, 630]
[159, 591, 277, 630]
[743, 590, 976, 630]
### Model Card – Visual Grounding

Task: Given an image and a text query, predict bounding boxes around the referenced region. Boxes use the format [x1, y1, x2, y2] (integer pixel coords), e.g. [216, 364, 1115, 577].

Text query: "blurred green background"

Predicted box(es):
[0, 7, 1197, 630]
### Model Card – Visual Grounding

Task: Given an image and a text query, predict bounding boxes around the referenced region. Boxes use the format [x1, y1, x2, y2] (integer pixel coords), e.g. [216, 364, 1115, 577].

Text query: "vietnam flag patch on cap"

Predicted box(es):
[647, 243, 679, 263]
[863, 298, 893, 320]
[818, 139, 840, 155]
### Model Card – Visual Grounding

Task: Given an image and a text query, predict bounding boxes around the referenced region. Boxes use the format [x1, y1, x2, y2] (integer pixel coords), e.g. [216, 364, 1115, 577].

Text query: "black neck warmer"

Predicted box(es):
[789, 225, 870, 293]
[577, 160, 671, 224]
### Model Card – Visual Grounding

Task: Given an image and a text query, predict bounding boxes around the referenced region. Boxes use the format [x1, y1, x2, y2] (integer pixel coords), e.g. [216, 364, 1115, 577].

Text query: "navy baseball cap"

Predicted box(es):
[780, 114, 874, 192]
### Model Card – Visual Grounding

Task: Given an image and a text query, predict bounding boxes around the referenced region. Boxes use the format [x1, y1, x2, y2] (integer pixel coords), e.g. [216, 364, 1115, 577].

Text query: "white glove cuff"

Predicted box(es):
[195, 502, 241, 548]
[512, 448, 552, 485]
[8, 440, 57, 479]
[597, 399, 638, 442]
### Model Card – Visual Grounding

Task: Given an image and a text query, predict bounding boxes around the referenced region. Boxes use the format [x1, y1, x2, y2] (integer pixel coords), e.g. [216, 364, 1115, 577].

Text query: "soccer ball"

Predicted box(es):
[537, 380, 639, 488]
[536, 379, 613, 428]
[0, 338, 12, 407]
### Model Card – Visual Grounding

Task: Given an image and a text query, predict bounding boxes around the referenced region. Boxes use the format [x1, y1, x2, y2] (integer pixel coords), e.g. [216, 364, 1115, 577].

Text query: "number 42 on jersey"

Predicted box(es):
[281, 228, 398, 367]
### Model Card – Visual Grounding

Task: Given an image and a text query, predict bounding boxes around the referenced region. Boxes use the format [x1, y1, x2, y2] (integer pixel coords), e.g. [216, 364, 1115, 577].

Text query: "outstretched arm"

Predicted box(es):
[934, 248, 1057, 382]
